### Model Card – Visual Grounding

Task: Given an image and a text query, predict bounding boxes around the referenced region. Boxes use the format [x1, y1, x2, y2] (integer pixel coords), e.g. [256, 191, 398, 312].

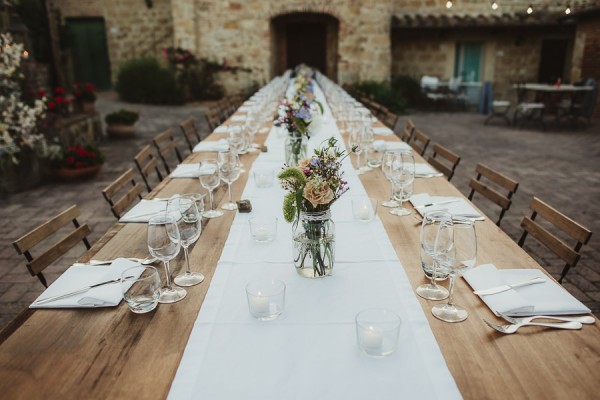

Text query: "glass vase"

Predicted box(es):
[292, 210, 335, 278]
[284, 134, 307, 167]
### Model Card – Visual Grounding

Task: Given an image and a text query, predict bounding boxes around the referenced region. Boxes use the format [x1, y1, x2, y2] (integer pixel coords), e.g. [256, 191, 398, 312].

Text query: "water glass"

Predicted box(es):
[199, 159, 224, 219]
[352, 197, 377, 222]
[246, 279, 286, 321]
[389, 151, 415, 217]
[248, 217, 277, 243]
[355, 308, 401, 357]
[121, 265, 160, 314]
[366, 146, 383, 168]
[416, 210, 451, 301]
[253, 168, 274, 188]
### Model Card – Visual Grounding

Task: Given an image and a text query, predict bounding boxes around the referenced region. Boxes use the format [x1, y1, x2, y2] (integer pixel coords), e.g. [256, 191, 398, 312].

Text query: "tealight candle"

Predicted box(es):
[246, 279, 286, 321]
[249, 292, 270, 314]
[358, 205, 370, 220]
[362, 326, 383, 350]
[249, 217, 277, 243]
[254, 226, 269, 242]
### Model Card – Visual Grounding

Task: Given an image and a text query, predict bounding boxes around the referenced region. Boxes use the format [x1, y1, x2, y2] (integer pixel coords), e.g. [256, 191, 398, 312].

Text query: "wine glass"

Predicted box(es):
[218, 151, 241, 211]
[432, 218, 477, 323]
[167, 195, 205, 287]
[199, 159, 223, 219]
[359, 125, 373, 173]
[389, 151, 415, 216]
[227, 125, 246, 172]
[348, 124, 364, 175]
[416, 211, 451, 300]
[147, 214, 186, 303]
[381, 150, 400, 208]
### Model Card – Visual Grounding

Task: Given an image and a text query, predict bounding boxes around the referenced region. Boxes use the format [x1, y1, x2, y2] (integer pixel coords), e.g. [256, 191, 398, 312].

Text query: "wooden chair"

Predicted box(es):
[180, 118, 202, 152]
[427, 143, 461, 181]
[134, 144, 164, 192]
[468, 163, 519, 226]
[12, 205, 91, 287]
[152, 128, 183, 174]
[205, 107, 221, 132]
[408, 128, 430, 156]
[102, 168, 144, 220]
[402, 119, 415, 142]
[381, 111, 399, 131]
[518, 197, 592, 283]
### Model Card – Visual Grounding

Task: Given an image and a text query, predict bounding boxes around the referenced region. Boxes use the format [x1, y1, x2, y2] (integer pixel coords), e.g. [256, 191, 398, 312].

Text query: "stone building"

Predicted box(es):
[48, 0, 599, 111]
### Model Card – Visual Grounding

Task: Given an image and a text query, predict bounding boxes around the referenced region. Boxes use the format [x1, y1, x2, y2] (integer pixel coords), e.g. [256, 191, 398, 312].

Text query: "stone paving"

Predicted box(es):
[0, 94, 598, 331]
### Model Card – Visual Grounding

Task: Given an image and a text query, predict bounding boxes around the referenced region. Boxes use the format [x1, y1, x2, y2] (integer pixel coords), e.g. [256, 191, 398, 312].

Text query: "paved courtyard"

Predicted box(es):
[0, 94, 598, 331]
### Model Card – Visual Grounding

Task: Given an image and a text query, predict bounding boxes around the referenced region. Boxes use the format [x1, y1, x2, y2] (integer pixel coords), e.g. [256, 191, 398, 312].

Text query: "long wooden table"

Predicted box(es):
[0, 102, 599, 399]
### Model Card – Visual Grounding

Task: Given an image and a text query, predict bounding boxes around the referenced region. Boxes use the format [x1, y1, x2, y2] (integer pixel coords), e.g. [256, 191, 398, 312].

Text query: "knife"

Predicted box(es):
[473, 277, 546, 296]
[413, 199, 460, 209]
[34, 276, 133, 305]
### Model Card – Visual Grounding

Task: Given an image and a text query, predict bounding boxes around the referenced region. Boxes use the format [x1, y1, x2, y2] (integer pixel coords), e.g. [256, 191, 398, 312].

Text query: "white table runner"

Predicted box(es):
[168, 79, 461, 399]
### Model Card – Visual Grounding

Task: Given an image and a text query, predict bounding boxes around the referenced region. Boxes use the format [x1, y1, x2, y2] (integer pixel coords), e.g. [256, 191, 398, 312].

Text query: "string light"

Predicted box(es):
[565, 4, 571, 14]
[527, 4, 533, 14]
[446, 1, 453, 9]
[492, 1, 498, 10]
[22, 51, 29, 59]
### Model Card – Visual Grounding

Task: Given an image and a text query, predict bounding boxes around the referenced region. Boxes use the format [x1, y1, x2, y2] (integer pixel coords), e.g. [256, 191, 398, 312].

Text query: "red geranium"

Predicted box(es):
[53, 144, 105, 170]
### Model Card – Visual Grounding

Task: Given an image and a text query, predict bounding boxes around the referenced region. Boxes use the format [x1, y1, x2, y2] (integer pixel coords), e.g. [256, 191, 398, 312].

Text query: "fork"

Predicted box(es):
[484, 319, 583, 334]
[499, 313, 596, 325]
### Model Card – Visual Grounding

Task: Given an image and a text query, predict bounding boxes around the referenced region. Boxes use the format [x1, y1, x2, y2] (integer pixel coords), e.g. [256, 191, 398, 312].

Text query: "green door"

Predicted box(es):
[455, 42, 482, 82]
[67, 18, 111, 90]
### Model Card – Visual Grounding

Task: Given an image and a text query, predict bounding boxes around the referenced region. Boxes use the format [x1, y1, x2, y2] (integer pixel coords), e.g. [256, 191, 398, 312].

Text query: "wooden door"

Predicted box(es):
[66, 18, 111, 90]
[286, 22, 327, 73]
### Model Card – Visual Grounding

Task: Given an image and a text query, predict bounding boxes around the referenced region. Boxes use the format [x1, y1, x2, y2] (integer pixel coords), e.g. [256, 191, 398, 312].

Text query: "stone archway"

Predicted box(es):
[270, 12, 339, 80]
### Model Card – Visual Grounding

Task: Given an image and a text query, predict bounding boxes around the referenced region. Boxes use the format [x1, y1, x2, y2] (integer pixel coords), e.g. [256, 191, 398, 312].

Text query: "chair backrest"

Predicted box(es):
[102, 168, 144, 219]
[180, 118, 202, 152]
[134, 144, 164, 192]
[402, 119, 415, 142]
[205, 107, 221, 132]
[152, 128, 183, 174]
[518, 197, 592, 283]
[468, 163, 518, 226]
[400, 127, 412, 142]
[382, 111, 399, 131]
[427, 143, 461, 181]
[408, 128, 430, 156]
[13, 205, 91, 287]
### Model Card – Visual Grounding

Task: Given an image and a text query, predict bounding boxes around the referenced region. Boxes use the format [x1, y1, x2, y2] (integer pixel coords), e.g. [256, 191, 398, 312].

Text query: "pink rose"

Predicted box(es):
[298, 158, 311, 170]
[303, 180, 334, 208]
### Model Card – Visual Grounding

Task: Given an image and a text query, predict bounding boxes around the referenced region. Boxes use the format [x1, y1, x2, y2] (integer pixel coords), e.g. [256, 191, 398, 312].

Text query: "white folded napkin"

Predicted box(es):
[463, 264, 591, 316]
[230, 115, 246, 122]
[238, 106, 251, 112]
[372, 140, 411, 152]
[414, 163, 443, 177]
[372, 126, 394, 136]
[356, 107, 371, 114]
[410, 193, 483, 220]
[119, 199, 167, 223]
[170, 163, 201, 178]
[193, 139, 229, 153]
[30, 258, 141, 308]
[213, 126, 228, 134]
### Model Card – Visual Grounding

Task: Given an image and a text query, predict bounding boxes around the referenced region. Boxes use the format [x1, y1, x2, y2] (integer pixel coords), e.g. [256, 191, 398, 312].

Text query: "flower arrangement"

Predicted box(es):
[278, 137, 354, 222]
[0, 33, 47, 165]
[73, 82, 96, 103]
[45, 86, 71, 114]
[50, 144, 105, 170]
[105, 109, 139, 125]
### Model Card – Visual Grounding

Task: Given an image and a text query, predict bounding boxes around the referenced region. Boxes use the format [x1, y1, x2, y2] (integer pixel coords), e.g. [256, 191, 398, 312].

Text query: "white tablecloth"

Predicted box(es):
[168, 78, 461, 400]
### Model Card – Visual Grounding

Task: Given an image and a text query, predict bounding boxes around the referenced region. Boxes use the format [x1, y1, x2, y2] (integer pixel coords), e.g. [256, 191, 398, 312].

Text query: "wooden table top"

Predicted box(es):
[0, 111, 598, 400]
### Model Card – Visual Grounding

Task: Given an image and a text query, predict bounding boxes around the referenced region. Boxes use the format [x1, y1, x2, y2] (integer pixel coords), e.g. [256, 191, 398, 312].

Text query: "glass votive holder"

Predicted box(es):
[352, 197, 378, 222]
[366, 147, 383, 168]
[253, 168, 274, 188]
[245, 279, 286, 321]
[355, 308, 401, 357]
[121, 265, 161, 314]
[249, 216, 277, 243]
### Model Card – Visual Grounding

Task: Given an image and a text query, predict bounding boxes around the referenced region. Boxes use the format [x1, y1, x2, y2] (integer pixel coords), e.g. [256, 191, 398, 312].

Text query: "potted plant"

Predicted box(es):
[105, 109, 140, 138]
[74, 82, 97, 113]
[50, 144, 105, 180]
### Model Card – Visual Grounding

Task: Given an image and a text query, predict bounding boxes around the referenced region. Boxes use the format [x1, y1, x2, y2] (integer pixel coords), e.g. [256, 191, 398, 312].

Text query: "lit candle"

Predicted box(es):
[358, 205, 371, 220]
[362, 326, 383, 350]
[254, 226, 270, 241]
[250, 292, 270, 314]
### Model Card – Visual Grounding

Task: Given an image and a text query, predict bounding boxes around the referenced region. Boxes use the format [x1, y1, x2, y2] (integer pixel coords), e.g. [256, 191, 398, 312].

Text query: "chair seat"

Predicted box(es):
[518, 102, 544, 110]
[427, 93, 448, 101]
[493, 100, 511, 107]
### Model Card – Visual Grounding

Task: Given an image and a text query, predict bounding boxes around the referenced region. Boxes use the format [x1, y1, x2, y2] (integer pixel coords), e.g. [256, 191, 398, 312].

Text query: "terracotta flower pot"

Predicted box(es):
[106, 123, 136, 138]
[53, 164, 102, 181]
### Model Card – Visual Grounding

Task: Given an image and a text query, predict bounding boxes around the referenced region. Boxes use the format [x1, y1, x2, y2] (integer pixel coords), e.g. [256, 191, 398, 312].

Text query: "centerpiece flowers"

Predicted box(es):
[278, 137, 355, 278]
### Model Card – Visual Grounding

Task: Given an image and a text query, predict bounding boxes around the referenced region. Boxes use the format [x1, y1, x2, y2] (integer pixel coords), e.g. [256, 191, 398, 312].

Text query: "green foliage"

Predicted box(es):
[392, 75, 426, 107]
[115, 58, 184, 105]
[352, 80, 407, 114]
[105, 109, 139, 125]
[282, 192, 297, 223]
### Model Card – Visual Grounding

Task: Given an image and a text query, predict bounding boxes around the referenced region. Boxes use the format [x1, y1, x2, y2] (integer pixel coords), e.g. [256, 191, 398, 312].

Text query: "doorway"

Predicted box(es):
[66, 18, 112, 90]
[538, 39, 569, 84]
[271, 13, 339, 80]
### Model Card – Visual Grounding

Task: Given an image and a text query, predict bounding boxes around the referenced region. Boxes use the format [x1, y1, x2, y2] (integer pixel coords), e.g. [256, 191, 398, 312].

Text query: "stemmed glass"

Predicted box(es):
[416, 211, 451, 300]
[199, 159, 223, 219]
[218, 151, 241, 211]
[432, 218, 477, 323]
[349, 124, 364, 175]
[227, 125, 246, 172]
[389, 151, 415, 216]
[381, 150, 400, 208]
[359, 125, 374, 173]
[147, 214, 186, 303]
[167, 195, 205, 287]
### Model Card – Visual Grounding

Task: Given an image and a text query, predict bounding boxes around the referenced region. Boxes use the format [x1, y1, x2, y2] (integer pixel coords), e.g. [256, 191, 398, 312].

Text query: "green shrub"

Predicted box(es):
[353, 81, 407, 114]
[115, 58, 184, 105]
[392, 75, 425, 107]
[105, 109, 139, 125]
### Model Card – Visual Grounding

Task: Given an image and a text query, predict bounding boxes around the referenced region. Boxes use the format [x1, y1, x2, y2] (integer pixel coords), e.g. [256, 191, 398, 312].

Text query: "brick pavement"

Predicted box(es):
[0, 95, 598, 331]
